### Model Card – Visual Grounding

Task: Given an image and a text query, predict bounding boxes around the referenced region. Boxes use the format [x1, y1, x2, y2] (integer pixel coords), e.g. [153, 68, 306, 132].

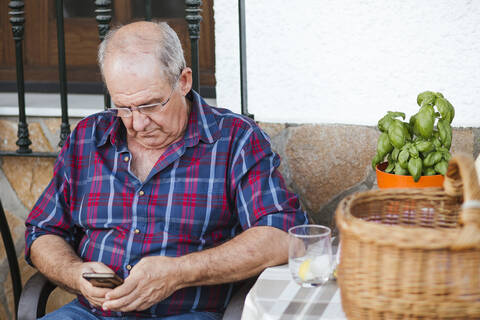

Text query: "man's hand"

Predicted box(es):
[31, 228, 288, 313]
[102, 227, 288, 312]
[102, 256, 180, 312]
[76, 262, 117, 308]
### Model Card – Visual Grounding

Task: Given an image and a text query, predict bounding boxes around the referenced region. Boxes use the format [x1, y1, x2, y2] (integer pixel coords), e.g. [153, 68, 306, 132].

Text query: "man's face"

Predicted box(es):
[104, 54, 190, 150]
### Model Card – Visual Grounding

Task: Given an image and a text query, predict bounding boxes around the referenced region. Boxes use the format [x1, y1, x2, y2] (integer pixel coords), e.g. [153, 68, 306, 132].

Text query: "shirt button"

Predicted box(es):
[134, 229, 140, 234]
[126, 264, 132, 270]
[139, 190, 145, 196]
[123, 156, 129, 162]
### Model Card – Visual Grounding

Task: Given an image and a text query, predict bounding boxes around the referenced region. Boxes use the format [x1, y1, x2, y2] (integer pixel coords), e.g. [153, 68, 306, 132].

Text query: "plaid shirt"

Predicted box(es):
[25, 90, 308, 317]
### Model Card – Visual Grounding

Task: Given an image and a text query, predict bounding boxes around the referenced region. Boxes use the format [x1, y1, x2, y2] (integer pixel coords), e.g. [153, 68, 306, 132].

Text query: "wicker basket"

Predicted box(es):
[336, 153, 480, 320]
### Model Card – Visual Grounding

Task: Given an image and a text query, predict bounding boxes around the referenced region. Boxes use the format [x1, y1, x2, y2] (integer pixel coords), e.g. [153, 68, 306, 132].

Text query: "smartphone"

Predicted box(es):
[82, 272, 123, 288]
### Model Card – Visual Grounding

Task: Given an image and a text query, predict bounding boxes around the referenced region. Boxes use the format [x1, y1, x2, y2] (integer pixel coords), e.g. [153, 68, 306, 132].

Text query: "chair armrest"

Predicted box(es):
[18, 272, 57, 320]
[222, 277, 258, 320]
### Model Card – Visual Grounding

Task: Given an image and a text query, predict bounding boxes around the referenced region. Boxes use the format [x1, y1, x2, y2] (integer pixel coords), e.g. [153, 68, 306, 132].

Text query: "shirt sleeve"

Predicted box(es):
[24, 134, 77, 266]
[230, 125, 308, 232]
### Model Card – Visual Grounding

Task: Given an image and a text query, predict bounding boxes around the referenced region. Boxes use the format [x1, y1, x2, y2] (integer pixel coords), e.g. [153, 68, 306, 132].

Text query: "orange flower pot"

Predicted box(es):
[376, 162, 444, 189]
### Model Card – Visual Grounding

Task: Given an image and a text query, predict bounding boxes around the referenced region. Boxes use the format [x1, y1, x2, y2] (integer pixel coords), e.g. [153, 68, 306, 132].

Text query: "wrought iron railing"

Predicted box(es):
[56, 0, 71, 148]
[1, 0, 251, 158]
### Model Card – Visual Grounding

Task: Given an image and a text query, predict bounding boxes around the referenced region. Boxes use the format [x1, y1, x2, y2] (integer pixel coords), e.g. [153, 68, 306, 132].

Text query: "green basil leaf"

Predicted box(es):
[417, 91, 436, 107]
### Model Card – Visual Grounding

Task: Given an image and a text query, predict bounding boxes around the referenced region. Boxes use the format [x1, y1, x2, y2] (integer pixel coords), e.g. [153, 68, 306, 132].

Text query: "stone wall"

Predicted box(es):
[0, 117, 81, 320]
[0, 115, 479, 319]
[260, 123, 479, 227]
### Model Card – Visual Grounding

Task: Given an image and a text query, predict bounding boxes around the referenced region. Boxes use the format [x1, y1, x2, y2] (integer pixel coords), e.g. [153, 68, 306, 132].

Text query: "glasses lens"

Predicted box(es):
[139, 104, 161, 115]
[109, 108, 131, 117]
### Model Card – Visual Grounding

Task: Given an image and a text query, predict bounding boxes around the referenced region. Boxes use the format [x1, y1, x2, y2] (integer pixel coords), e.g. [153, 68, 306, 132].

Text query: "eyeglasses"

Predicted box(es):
[108, 83, 176, 118]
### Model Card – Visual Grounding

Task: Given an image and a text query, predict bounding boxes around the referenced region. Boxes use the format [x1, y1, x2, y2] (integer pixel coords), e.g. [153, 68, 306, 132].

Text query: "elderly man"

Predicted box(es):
[25, 21, 307, 319]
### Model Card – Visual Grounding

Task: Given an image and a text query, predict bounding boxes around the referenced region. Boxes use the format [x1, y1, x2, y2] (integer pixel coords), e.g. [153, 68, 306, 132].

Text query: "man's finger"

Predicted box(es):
[80, 261, 115, 274]
[103, 288, 140, 311]
[88, 297, 105, 307]
[84, 282, 112, 298]
[114, 295, 145, 312]
[89, 262, 116, 273]
[136, 301, 154, 311]
[105, 278, 138, 300]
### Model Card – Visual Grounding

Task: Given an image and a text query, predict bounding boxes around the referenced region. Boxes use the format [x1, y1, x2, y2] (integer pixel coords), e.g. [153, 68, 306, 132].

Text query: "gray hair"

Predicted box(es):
[97, 21, 186, 87]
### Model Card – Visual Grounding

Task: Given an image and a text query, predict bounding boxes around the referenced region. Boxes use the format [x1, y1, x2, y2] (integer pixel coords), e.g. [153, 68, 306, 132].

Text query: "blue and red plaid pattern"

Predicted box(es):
[25, 90, 308, 317]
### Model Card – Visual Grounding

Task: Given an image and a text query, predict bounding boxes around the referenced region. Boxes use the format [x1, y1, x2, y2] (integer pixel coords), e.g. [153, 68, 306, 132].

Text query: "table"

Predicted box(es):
[241, 264, 346, 319]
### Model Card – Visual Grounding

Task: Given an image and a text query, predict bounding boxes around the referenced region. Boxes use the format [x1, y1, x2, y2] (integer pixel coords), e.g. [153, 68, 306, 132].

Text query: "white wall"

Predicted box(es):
[214, 0, 480, 127]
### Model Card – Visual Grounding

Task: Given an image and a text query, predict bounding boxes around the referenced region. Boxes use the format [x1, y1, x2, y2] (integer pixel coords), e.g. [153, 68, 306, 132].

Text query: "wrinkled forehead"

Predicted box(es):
[103, 52, 169, 96]
[106, 49, 159, 73]
[105, 49, 167, 81]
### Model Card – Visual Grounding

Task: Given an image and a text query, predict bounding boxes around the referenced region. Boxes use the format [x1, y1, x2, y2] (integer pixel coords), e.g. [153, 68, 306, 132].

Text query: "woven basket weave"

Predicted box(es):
[336, 153, 480, 319]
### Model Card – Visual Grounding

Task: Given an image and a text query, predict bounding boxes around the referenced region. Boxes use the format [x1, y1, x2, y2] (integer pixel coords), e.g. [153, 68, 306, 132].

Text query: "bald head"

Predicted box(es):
[107, 22, 161, 52]
[98, 21, 186, 87]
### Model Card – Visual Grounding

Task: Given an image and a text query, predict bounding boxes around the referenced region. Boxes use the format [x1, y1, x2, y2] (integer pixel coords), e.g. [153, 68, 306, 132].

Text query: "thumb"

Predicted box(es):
[86, 262, 116, 274]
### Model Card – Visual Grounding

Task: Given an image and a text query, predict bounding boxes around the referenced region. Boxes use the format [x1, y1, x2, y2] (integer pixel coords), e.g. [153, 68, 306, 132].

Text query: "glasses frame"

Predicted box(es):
[109, 81, 178, 118]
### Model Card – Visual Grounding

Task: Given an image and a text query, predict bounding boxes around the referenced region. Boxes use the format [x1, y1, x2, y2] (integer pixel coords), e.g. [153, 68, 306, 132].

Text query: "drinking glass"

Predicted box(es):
[288, 224, 333, 287]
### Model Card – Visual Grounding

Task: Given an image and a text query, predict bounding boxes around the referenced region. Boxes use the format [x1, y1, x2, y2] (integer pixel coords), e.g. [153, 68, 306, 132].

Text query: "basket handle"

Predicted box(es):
[444, 153, 480, 249]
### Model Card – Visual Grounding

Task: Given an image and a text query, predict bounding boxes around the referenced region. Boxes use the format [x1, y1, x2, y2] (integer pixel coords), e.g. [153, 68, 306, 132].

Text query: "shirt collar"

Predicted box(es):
[97, 113, 126, 149]
[96, 90, 220, 149]
[183, 90, 221, 147]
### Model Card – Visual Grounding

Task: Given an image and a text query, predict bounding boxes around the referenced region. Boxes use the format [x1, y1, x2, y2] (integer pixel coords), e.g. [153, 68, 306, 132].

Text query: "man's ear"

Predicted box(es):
[179, 67, 193, 95]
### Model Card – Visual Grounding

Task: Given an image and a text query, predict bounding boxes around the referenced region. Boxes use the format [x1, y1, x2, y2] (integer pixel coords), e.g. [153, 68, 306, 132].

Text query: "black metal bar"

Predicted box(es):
[55, 0, 70, 148]
[0, 199, 22, 318]
[238, 0, 253, 119]
[0, 151, 58, 158]
[144, 0, 152, 21]
[95, 0, 112, 109]
[185, 0, 202, 92]
[9, 0, 32, 154]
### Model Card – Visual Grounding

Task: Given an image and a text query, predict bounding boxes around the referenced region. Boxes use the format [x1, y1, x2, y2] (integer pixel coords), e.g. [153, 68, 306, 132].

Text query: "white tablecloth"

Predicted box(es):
[241, 264, 346, 320]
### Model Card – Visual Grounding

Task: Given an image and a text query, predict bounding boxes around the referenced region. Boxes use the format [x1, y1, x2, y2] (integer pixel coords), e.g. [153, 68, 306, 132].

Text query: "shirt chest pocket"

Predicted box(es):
[162, 183, 228, 239]
[75, 190, 132, 230]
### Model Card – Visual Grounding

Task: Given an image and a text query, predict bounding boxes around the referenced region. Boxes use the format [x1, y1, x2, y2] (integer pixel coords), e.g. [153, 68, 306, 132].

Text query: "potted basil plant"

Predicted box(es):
[372, 91, 455, 188]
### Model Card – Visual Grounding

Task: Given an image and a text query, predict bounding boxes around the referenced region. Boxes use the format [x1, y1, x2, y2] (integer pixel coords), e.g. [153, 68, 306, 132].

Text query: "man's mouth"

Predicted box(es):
[140, 132, 155, 137]
[139, 129, 160, 137]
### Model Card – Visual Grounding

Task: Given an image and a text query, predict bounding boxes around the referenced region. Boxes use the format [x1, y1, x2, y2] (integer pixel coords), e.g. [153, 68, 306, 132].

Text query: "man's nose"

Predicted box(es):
[131, 110, 151, 131]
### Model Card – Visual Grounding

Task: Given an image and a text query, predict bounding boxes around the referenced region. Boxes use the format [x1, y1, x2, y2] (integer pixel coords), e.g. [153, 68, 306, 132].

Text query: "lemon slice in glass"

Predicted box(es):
[298, 258, 313, 281]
